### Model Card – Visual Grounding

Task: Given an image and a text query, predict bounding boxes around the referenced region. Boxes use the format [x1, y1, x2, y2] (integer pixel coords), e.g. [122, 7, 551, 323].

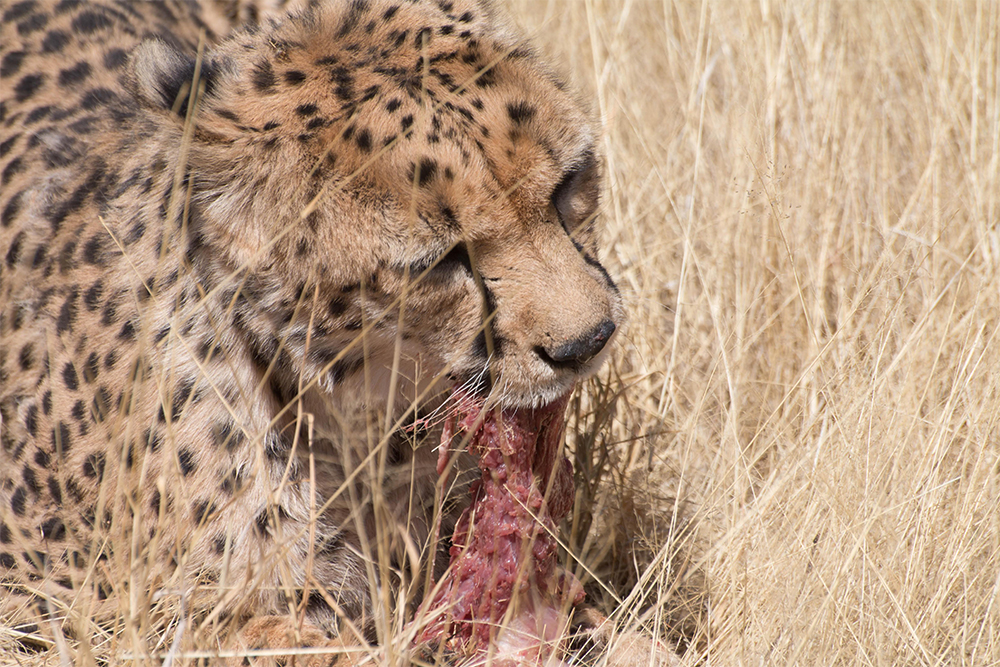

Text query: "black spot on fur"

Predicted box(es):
[143, 428, 161, 453]
[41, 30, 70, 53]
[330, 66, 354, 100]
[328, 296, 349, 318]
[283, 70, 306, 85]
[103, 48, 128, 70]
[178, 448, 197, 476]
[56, 287, 80, 334]
[67, 115, 99, 134]
[355, 128, 372, 152]
[476, 67, 497, 87]
[158, 378, 194, 422]
[254, 509, 270, 536]
[83, 352, 100, 384]
[58, 239, 77, 274]
[0, 135, 18, 158]
[40, 517, 66, 541]
[18, 343, 33, 371]
[16, 11, 47, 36]
[125, 218, 145, 244]
[295, 103, 318, 116]
[415, 26, 432, 48]
[58, 61, 91, 88]
[412, 157, 437, 186]
[24, 105, 52, 124]
[30, 241, 47, 269]
[71, 10, 114, 34]
[62, 362, 79, 391]
[192, 499, 215, 522]
[506, 101, 536, 125]
[10, 487, 27, 516]
[151, 325, 169, 344]
[46, 476, 61, 503]
[100, 292, 120, 327]
[82, 234, 106, 267]
[118, 319, 136, 341]
[22, 466, 41, 496]
[2, 1, 37, 23]
[82, 452, 105, 479]
[251, 59, 276, 93]
[213, 421, 245, 451]
[2, 191, 25, 227]
[91, 386, 111, 422]
[1, 157, 24, 186]
[24, 404, 38, 437]
[0, 51, 26, 78]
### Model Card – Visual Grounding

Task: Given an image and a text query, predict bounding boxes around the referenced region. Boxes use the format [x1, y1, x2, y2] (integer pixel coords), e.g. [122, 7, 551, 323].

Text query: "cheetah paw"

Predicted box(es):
[229, 616, 367, 667]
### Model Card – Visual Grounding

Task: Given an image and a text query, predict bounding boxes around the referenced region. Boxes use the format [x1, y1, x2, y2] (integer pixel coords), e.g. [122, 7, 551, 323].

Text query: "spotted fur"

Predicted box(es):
[0, 0, 622, 658]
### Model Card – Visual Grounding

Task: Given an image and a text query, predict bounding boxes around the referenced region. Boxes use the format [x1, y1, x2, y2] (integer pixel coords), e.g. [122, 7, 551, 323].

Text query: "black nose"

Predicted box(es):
[539, 318, 616, 367]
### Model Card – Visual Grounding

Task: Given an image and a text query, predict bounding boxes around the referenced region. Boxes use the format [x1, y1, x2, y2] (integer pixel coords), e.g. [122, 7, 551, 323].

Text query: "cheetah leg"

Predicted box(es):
[229, 615, 369, 667]
[569, 606, 682, 667]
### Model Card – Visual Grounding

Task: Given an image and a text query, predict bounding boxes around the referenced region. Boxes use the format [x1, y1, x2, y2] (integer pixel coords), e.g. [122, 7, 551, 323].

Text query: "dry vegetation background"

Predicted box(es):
[511, 0, 1000, 664]
[4, 1, 1000, 666]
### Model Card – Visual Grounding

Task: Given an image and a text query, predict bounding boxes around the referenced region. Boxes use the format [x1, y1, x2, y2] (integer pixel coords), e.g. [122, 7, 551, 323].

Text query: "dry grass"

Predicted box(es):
[6, 1, 1000, 665]
[512, 0, 1000, 664]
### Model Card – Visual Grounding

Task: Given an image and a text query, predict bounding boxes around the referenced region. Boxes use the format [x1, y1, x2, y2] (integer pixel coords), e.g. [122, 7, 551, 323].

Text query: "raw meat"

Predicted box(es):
[418, 390, 584, 665]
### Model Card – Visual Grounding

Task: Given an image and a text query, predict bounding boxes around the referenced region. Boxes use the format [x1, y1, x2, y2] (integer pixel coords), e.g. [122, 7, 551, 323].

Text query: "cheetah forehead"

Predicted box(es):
[182, 0, 597, 205]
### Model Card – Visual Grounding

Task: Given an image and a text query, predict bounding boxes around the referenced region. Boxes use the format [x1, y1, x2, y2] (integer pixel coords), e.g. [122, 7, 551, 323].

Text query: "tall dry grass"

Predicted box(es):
[510, 0, 1000, 664]
[4, 1, 999, 666]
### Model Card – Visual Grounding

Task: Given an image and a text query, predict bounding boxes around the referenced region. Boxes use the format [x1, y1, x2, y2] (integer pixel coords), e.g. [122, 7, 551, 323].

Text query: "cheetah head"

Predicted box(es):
[128, 0, 622, 415]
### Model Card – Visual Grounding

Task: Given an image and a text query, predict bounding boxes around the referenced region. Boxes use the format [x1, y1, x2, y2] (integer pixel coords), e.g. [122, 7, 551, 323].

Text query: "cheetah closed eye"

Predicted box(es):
[0, 0, 673, 664]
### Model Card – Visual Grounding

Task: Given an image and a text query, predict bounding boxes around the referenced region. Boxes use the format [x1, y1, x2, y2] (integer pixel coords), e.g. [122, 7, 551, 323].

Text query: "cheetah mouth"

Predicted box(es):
[416, 387, 583, 665]
[445, 364, 579, 412]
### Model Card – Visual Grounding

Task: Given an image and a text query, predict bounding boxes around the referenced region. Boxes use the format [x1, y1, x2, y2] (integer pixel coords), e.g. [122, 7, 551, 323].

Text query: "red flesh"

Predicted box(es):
[418, 391, 584, 663]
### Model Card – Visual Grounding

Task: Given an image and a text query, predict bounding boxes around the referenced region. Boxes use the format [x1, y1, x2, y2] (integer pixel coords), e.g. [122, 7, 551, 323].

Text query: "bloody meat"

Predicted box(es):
[418, 390, 584, 664]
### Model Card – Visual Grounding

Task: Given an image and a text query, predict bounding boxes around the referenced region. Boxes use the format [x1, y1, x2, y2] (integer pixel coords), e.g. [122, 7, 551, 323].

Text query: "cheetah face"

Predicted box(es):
[131, 0, 622, 412]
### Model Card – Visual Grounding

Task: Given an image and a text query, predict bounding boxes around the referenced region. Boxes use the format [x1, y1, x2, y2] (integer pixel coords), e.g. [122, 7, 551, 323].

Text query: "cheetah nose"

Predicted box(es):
[539, 318, 617, 367]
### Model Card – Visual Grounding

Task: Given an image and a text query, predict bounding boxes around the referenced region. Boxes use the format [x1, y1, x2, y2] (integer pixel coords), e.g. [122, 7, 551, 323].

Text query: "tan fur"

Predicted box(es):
[0, 0, 629, 661]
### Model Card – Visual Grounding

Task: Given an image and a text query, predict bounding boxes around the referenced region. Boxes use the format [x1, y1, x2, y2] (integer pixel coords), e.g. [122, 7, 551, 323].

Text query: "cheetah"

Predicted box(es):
[0, 0, 662, 663]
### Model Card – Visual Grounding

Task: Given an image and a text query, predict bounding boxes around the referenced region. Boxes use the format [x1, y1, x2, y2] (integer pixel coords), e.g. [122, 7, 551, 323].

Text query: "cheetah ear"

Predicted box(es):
[129, 39, 214, 115]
